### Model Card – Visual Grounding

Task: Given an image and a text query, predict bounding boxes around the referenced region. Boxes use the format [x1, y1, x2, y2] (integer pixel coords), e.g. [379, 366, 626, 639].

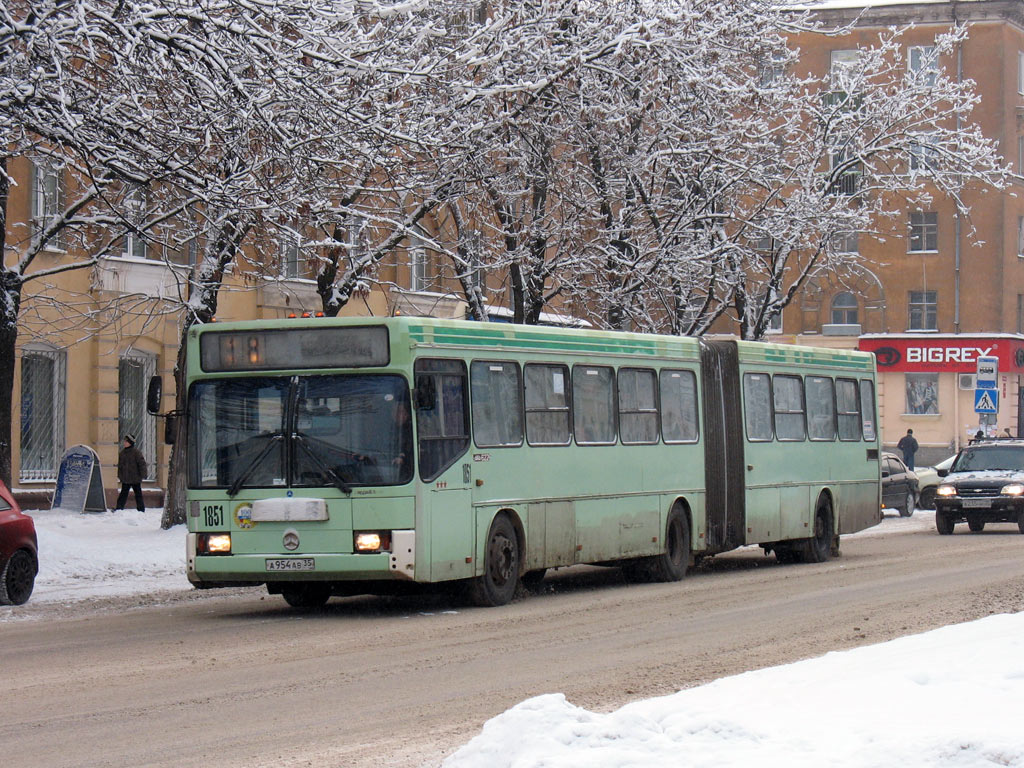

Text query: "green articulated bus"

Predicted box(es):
[172, 316, 881, 608]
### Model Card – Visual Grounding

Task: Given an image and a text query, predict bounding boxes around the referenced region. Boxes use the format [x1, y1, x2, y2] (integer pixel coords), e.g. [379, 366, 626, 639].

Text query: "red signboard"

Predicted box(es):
[857, 336, 1024, 373]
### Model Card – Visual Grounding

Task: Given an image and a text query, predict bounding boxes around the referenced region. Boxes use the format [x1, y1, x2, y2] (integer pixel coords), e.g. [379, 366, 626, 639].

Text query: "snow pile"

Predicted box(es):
[26, 508, 189, 602]
[445, 612, 1024, 768]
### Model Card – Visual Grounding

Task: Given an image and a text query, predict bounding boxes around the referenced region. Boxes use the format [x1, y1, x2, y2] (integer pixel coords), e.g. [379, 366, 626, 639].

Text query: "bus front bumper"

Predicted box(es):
[186, 531, 416, 587]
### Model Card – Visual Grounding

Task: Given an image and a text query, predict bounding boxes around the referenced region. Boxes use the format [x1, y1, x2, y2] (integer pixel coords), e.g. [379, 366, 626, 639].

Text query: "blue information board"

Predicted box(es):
[52, 445, 107, 513]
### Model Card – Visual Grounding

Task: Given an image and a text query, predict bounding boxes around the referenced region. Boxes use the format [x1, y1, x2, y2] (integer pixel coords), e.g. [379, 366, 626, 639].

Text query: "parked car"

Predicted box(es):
[914, 455, 956, 510]
[934, 439, 1024, 535]
[881, 452, 919, 517]
[0, 481, 38, 605]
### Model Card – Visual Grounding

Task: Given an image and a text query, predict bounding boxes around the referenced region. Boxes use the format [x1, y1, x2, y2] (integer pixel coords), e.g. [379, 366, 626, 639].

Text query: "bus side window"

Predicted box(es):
[742, 373, 773, 441]
[619, 368, 659, 444]
[773, 374, 806, 441]
[415, 359, 470, 481]
[805, 376, 836, 441]
[470, 361, 523, 447]
[660, 369, 698, 443]
[859, 379, 877, 441]
[573, 365, 616, 445]
[836, 378, 861, 441]
[524, 363, 571, 445]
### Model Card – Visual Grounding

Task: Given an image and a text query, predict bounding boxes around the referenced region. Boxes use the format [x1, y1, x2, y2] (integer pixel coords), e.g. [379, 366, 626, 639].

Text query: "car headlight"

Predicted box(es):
[1001, 483, 1024, 496]
[936, 485, 956, 497]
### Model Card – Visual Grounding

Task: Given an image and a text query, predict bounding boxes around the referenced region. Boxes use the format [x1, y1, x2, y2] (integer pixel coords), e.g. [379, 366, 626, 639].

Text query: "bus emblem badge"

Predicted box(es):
[234, 504, 255, 530]
[282, 529, 300, 551]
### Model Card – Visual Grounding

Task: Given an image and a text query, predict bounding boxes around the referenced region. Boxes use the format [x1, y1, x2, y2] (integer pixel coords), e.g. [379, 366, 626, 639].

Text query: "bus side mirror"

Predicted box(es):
[147, 376, 163, 415]
[414, 378, 436, 410]
[164, 412, 178, 445]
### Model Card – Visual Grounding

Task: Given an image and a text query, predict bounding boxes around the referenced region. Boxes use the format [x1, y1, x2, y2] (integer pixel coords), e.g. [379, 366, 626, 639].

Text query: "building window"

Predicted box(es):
[908, 45, 938, 86]
[908, 212, 938, 252]
[831, 292, 859, 324]
[830, 49, 859, 75]
[1018, 217, 1024, 258]
[279, 228, 303, 279]
[19, 347, 66, 482]
[31, 161, 64, 248]
[1019, 136, 1024, 176]
[906, 373, 939, 415]
[909, 133, 939, 173]
[759, 53, 785, 86]
[1018, 51, 1024, 95]
[908, 290, 937, 330]
[832, 231, 859, 254]
[119, 187, 148, 259]
[1018, 294, 1024, 334]
[119, 352, 157, 481]
[409, 233, 429, 292]
[828, 149, 860, 196]
[765, 309, 783, 334]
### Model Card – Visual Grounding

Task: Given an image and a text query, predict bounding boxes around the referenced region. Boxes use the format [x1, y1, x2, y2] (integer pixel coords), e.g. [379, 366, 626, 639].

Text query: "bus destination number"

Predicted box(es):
[203, 504, 224, 527]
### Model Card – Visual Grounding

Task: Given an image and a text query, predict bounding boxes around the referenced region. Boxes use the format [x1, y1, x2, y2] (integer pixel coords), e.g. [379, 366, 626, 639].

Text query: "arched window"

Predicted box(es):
[831, 292, 859, 325]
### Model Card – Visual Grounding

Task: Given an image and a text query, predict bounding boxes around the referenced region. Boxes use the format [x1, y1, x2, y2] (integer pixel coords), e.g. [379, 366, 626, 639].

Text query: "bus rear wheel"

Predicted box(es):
[281, 584, 332, 608]
[801, 498, 833, 563]
[469, 515, 520, 607]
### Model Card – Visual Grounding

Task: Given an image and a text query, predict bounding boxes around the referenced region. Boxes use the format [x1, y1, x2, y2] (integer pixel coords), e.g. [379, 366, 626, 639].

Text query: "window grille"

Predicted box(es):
[19, 348, 66, 482]
[119, 352, 157, 481]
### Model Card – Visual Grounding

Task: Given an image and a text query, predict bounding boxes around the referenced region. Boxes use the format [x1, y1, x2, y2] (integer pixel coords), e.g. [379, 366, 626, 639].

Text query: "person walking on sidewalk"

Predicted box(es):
[115, 434, 147, 512]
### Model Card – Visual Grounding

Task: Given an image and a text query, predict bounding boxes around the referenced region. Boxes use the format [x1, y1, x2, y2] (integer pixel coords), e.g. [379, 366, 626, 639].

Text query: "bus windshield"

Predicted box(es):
[189, 374, 413, 490]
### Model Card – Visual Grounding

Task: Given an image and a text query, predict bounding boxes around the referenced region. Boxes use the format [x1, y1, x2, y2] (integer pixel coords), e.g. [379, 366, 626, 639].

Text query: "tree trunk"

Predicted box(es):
[160, 324, 191, 529]
[0, 161, 20, 488]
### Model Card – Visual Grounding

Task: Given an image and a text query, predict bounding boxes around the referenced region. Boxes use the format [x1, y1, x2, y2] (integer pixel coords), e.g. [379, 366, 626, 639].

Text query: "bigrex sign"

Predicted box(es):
[858, 337, 1024, 374]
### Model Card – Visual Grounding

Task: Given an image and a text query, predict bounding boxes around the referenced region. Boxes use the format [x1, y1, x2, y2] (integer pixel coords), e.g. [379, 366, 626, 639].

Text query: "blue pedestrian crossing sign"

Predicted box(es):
[975, 387, 999, 414]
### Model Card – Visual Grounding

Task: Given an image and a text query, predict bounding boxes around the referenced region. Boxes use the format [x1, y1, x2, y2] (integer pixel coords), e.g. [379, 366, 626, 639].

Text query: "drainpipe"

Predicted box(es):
[954, 29, 963, 335]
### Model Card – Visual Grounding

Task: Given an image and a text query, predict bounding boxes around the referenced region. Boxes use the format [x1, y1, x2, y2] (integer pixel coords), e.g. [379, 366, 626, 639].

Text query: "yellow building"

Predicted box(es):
[779, 0, 1024, 464]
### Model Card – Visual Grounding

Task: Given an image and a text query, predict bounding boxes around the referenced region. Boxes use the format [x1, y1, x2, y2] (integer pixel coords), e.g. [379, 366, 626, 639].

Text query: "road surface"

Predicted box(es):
[6, 520, 1024, 767]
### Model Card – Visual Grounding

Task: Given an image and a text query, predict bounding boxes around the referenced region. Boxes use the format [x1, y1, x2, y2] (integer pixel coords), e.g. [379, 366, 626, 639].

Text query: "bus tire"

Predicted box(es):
[281, 584, 331, 608]
[469, 515, 520, 607]
[649, 508, 690, 582]
[802, 498, 833, 563]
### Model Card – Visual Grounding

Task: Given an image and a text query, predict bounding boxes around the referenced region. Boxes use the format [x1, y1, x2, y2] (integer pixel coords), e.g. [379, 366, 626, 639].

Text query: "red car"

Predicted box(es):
[0, 480, 37, 605]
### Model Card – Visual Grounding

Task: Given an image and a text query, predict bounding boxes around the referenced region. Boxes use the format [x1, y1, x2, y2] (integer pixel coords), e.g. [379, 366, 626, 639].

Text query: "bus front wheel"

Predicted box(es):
[469, 515, 520, 607]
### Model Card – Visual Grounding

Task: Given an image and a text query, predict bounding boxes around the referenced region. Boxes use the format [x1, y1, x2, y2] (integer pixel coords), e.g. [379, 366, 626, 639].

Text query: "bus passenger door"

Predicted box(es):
[699, 340, 746, 552]
[415, 359, 475, 582]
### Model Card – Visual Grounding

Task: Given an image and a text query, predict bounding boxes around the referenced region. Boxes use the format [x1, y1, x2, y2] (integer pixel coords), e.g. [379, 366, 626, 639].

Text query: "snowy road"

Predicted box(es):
[5, 513, 1024, 767]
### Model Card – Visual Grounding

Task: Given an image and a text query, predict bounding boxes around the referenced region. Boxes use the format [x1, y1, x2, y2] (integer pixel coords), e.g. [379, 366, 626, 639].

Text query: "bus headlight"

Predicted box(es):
[354, 531, 391, 553]
[1002, 483, 1024, 496]
[197, 533, 232, 555]
[936, 485, 956, 497]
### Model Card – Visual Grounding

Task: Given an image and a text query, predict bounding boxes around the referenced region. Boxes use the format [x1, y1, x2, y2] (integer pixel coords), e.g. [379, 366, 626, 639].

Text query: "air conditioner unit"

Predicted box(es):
[959, 373, 977, 390]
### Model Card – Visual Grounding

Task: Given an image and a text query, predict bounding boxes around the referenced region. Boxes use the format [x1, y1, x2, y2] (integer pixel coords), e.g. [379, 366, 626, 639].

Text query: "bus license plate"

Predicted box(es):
[962, 499, 991, 509]
[266, 558, 315, 572]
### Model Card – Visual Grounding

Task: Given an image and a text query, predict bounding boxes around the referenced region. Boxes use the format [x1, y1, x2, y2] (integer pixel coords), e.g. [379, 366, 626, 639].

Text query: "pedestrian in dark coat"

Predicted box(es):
[896, 428, 919, 471]
[116, 434, 147, 512]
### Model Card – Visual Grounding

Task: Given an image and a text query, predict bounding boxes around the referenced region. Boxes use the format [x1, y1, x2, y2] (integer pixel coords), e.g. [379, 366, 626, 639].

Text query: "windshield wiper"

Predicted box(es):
[293, 434, 353, 495]
[226, 434, 284, 497]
